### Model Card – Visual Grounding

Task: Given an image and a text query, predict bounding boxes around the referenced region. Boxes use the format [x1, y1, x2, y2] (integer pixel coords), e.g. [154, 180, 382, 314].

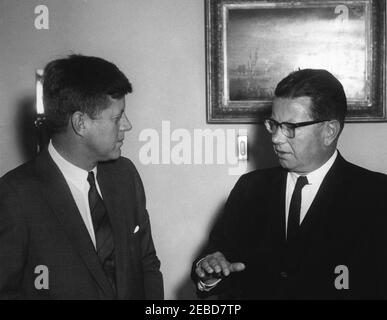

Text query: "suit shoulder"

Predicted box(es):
[237, 166, 283, 186]
[100, 157, 146, 192]
[343, 160, 387, 185]
[101, 156, 138, 175]
[229, 166, 283, 196]
[0, 160, 37, 188]
[116, 156, 137, 171]
[340, 159, 387, 201]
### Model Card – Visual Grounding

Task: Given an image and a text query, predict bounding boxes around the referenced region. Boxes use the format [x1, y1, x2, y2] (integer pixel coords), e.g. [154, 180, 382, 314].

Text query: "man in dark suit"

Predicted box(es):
[0, 55, 163, 299]
[193, 69, 387, 299]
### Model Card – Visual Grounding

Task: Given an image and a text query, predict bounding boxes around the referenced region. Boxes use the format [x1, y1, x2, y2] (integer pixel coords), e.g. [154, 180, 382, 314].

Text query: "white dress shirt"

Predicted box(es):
[48, 140, 102, 249]
[285, 150, 337, 237]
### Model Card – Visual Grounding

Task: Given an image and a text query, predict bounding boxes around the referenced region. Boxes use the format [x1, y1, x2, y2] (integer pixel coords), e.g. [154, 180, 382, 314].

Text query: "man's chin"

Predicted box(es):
[278, 158, 292, 170]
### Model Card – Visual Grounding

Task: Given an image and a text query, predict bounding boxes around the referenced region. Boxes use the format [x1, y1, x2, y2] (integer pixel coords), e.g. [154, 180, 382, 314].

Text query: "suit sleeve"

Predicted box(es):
[357, 173, 387, 298]
[374, 179, 387, 298]
[191, 174, 249, 298]
[0, 178, 28, 299]
[131, 165, 164, 300]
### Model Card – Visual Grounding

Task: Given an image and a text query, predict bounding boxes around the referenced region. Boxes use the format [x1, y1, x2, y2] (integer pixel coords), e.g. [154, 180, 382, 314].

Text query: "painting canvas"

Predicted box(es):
[206, 0, 386, 123]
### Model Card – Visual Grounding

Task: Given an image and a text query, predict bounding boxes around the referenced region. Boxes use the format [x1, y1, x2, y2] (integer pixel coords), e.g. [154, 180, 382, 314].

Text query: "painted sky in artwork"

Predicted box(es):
[227, 4, 367, 101]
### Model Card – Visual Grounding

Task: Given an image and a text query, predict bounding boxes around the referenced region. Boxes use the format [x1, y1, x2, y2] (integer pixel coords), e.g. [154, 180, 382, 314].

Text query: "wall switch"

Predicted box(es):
[237, 134, 248, 161]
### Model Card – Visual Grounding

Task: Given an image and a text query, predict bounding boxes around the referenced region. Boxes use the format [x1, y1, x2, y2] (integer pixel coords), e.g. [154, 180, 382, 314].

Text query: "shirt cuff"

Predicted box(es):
[197, 278, 222, 292]
[196, 257, 222, 292]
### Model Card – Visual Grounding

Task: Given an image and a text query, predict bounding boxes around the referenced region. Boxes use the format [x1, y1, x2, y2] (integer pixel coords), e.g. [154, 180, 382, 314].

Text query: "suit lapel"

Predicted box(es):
[35, 150, 115, 298]
[97, 162, 135, 299]
[298, 154, 345, 239]
[267, 155, 345, 243]
[267, 168, 287, 245]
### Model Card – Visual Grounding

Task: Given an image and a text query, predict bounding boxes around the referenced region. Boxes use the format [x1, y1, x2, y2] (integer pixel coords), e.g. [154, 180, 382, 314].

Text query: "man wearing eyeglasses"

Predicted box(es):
[192, 69, 387, 299]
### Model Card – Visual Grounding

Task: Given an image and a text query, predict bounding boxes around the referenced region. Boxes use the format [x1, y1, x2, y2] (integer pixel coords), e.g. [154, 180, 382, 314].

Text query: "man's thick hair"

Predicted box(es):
[43, 54, 132, 134]
[274, 69, 347, 130]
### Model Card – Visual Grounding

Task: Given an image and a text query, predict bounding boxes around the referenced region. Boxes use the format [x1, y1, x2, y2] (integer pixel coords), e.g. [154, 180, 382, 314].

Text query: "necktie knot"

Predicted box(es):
[295, 175, 308, 190]
[87, 171, 96, 187]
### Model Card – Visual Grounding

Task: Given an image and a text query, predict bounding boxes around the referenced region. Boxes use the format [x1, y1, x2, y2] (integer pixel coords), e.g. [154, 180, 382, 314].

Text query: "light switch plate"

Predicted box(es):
[237, 134, 248, 161]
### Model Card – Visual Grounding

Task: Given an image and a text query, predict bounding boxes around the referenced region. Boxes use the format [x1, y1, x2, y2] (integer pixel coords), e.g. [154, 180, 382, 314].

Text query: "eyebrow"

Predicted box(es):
[112, 110, 124, 118]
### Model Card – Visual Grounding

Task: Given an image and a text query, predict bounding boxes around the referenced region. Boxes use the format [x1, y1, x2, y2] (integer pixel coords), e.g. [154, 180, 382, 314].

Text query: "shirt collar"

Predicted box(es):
[288, 150, 338, 186]
[48, 140, 97, 189]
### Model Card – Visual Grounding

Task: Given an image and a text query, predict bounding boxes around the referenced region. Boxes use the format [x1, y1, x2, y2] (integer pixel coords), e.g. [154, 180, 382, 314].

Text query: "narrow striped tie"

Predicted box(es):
[87, 171, 116, 294]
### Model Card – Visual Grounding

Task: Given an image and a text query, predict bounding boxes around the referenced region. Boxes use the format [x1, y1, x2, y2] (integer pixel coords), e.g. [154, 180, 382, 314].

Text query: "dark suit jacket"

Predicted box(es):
[0, 149, 163, 299]
[193, 154, 387, 299]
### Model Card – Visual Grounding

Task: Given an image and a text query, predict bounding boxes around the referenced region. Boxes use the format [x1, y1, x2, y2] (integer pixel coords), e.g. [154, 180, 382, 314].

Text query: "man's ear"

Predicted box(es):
[324, 120, 341, 146]
[70, 111, 87, 136]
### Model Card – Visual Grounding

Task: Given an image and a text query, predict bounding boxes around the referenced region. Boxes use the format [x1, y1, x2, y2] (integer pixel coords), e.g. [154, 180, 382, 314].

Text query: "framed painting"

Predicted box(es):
[206, 0, 386, 123]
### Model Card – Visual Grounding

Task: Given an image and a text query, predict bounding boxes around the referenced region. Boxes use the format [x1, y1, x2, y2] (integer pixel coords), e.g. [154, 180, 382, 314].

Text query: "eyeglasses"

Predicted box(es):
[264, 118, 330, 138]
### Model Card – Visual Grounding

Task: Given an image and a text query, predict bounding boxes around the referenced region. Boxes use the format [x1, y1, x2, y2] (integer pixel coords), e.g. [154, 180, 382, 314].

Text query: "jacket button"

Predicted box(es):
[280, 271, 288, 278]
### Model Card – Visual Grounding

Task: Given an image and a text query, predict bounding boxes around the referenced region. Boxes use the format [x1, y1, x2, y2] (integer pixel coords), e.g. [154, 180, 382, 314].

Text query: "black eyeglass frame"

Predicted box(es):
[264, 118, 331, 138]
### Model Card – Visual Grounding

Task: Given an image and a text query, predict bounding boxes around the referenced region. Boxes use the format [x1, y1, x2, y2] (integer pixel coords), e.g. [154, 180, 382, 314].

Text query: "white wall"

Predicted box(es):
[1, 0, 387, 299]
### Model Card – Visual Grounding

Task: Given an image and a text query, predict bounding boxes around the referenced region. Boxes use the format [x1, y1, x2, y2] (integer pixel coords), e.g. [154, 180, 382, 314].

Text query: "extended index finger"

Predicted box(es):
[229, 262, 246, 273]
[218, 258, 231, 277]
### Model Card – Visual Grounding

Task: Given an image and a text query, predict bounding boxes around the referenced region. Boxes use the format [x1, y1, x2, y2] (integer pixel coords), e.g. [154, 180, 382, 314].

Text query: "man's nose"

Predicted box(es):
[271, 125, 286, 145]
[120, 113, 132, 132]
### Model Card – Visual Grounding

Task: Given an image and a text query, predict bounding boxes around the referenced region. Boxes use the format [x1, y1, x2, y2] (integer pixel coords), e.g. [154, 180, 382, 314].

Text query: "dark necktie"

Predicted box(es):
[287, 175, 308, 241]
[87, 171, 117, 294]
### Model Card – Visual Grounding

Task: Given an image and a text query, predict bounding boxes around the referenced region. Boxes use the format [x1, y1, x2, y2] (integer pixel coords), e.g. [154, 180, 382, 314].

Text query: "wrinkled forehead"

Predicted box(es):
[271, 96, 313, 122]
